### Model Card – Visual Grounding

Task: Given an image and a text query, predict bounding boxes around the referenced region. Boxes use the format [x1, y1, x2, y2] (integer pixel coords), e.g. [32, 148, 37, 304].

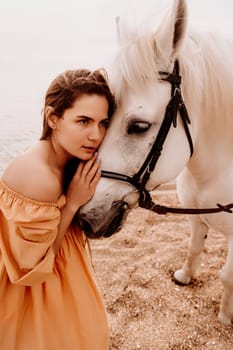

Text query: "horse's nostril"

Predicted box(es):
[78, 218, 93, 235]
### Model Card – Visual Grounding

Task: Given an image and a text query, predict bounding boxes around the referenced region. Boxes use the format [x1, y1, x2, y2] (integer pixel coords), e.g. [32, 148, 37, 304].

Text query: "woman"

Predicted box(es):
[0, 68, 116, 349]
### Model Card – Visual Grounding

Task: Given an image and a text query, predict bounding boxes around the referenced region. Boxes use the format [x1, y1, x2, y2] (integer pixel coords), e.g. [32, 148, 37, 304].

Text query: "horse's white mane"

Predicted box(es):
[110, 9, 233, 137]
[111, 22, 168, 94]
[180, 32, 233, 130]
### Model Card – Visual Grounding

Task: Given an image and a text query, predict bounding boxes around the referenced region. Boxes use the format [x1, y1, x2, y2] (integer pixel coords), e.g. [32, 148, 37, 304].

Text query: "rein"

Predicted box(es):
[101, 60, 233, 216]
[139, 199, 233, 215]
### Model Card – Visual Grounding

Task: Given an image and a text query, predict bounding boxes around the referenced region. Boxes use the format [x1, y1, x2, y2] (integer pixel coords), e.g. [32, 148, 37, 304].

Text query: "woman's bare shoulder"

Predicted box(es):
[2, 149, 62, 202]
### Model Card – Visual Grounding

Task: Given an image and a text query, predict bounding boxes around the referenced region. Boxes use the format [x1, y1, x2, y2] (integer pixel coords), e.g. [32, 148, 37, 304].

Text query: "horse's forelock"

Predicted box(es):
[111, 31, 165, 96]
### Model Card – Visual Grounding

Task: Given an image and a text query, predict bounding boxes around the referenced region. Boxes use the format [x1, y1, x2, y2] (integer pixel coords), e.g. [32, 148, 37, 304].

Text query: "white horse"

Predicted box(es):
[78, 0, 233, 325]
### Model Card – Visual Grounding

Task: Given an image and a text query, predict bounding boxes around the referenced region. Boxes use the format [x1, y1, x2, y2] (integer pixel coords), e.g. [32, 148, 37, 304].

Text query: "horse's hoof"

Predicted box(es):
[173, 269, 191, 285]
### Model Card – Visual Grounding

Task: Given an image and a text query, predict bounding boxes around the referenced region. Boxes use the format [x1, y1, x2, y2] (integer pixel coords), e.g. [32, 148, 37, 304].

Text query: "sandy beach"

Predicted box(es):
[1, 116, 232, 349]
[91, 190, 233, 349]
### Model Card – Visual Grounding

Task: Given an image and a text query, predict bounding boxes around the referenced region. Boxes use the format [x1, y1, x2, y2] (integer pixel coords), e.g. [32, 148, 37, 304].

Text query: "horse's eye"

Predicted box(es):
[127, 121, 151, 134]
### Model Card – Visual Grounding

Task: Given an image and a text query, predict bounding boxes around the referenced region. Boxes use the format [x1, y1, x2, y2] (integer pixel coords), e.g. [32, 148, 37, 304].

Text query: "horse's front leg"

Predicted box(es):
[218, 237, 233, 325]
[174, 216, 208, 284]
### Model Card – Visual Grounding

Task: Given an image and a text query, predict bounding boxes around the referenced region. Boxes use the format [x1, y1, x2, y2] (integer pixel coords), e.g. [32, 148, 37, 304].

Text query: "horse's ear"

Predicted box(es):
[116, 16, 128, 46]
[115, 16, 134, 46]
[116, 16, 121, 44]
[155, 0, 187, 63]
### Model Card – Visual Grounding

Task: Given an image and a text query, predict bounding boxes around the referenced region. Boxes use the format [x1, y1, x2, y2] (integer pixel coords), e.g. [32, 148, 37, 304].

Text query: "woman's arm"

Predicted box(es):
[53, 155, 101, 254]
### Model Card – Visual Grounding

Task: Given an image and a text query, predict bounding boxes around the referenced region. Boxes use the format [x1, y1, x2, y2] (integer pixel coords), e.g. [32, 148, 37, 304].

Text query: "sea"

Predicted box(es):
[0, 105, 42, 175]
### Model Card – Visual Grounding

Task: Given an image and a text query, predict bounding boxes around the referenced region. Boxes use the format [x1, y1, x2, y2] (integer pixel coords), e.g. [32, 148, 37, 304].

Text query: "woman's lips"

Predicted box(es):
[82, 146, 96, 153]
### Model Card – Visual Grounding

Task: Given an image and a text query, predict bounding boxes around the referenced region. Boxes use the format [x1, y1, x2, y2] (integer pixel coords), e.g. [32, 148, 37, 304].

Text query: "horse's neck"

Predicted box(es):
[181, 32, 233, 181]
[186, 133, 232, 183]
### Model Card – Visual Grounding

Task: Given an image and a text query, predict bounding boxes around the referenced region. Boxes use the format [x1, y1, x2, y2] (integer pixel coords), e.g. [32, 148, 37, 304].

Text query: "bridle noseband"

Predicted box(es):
[101, 60, 233, 215]
[101, 60, 193, 206]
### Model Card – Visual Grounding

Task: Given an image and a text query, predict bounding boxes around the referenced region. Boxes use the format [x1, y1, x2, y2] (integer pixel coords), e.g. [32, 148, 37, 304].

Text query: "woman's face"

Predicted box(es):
[53, 94, 109, 160]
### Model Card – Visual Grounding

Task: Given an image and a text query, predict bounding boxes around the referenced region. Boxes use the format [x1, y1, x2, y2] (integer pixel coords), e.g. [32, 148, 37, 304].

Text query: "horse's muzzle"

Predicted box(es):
[76, 200, 129, 238]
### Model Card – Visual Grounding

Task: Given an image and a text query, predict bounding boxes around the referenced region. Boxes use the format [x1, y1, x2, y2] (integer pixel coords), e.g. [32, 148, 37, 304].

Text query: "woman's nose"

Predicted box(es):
[88, 125, 103, 141]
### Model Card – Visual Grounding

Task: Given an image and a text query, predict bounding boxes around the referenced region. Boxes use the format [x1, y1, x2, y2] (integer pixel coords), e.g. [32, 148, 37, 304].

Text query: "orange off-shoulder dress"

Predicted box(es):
[0, 179, 109, 350]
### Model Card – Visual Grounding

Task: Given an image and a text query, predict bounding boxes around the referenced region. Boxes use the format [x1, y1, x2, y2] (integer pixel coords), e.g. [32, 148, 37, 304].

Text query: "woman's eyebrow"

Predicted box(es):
[75, 115, 92, 120]
[76, 115, 109, 122]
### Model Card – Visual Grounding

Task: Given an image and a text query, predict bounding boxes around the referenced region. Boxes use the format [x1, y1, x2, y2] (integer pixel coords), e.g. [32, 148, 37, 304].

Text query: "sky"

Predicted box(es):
[0, 0, 233, 125]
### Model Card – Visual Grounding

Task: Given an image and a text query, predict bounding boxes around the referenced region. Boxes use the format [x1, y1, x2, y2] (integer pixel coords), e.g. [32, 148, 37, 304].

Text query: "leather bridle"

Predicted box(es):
[101, 60, 193, 205]
[101, 60, 233, 215]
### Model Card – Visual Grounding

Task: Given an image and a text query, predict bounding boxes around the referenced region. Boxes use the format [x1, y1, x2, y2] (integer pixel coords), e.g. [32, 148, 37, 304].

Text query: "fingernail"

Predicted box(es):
[94, 151, 98, 157]
[98, 168, 102, 174]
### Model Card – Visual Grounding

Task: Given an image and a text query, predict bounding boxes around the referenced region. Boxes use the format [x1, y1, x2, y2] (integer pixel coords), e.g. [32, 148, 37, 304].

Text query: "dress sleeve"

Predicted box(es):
[0, 180, 65, 286]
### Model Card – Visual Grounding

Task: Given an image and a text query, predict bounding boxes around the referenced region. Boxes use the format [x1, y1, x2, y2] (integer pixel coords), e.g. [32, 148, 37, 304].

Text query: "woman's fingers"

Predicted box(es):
[86, 159, 101, 184]
[89, 168, 101, 188]
[75, 160, 84, 178]
[66, 155, 102, 208]
[80, 155, 97, 176]
[74, 154, 101, 185]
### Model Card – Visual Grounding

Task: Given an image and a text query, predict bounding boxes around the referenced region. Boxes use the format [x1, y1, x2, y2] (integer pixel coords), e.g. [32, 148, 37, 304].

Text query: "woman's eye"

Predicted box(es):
[127, 121, 151, 134]
[78, 119, 89, 125]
